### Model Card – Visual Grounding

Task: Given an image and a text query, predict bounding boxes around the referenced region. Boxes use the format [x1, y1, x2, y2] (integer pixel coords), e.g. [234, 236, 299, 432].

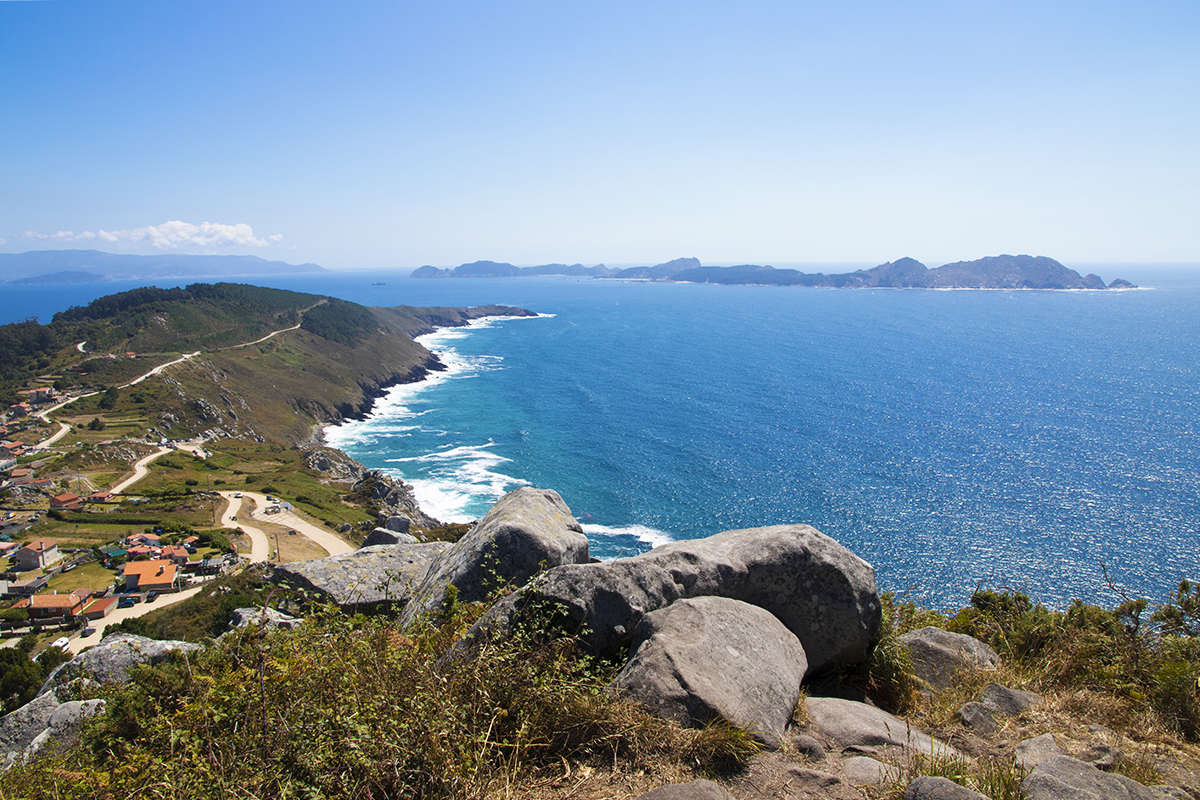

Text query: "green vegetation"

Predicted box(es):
[5, 598, 756, 799]
[299, 297, 378, 345]
[0, 635, 72, 715]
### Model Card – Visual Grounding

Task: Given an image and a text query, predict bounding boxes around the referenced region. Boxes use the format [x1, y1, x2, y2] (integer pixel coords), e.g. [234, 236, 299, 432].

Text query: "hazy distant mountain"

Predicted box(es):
[613, 257, 701, 280]
[672, 255, 1134, 289]
[0, 249, 326, 283]
[411, 261, 616, 278]
[11, 270, 109, 284]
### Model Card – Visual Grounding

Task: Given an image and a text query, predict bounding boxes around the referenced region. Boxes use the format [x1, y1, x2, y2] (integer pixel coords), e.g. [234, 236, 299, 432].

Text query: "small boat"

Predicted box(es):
[372, 282, 386, 286]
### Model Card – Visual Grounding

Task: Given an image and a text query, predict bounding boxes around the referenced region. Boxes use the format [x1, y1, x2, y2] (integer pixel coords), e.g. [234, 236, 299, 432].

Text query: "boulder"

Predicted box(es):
[40, 633, 201, 698]
[955, 702, 998, 736]
[805, 697, 957, 758]
[785, 767, 842, 792]
[363, 528, 420, 547]
[906, 776, 990, 799]
[981, 683, 1041, 717]
[897, 627, 998, 690]
[226, 606, 302, 632]
[400, 488, 590, 625]
[19, 699, 105, 765]
[791, 733, 826, 761]
[1023, 755, 1184, 800]
[843, 755, 898, 786]
[1077, 743, 1123, 771]
[478, 523, 880, 675]
[380, 514, 411, 534]
[1015, 733, 1065, 769]
[0, 692, 62, 769]
[633, 779, 735, 800]
[613, 596, 807, 749]
[272, 542, 451, 614]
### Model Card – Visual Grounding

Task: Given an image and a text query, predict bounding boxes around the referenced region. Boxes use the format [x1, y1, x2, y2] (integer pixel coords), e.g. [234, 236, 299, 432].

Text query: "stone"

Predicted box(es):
[1015, 732, 1065, 769]
[843, 755, 898, 786]
[400, 487, 590, 625]
[905, 776, 990, 799]
[363, 528, 420, 547]
[272, 542, 451, 614]
[40, 633, 201, 698]
[1078, 743, 1123, 771]
[785, 767, 841, 790]
[379, 515, 411, 534]
[613, 596, 807, 749]
[897, 627, 998, 690]
[981, 683, 1041, 717]
[955, 702, 998, 736]
[20, 699, 105, 765]
[633, 779, 735, 800]
[806, 697, 957, 758]
[0, 692, 61, 769]
[1023, 755, 1180, 800]
[791, 733, 827, 761]
[226, 606, 302, 632]
[478, 523, 880, 675]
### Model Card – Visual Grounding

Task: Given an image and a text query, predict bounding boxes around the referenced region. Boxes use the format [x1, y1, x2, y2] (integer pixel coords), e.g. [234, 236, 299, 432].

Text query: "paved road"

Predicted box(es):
[110, 447, 171, 494]
[239, 491, 354, 557]
[37, 422, 71, 448]
[64, 584, 205, 654]
[217, 493, 270, 562]
[126, 351, 201, 386]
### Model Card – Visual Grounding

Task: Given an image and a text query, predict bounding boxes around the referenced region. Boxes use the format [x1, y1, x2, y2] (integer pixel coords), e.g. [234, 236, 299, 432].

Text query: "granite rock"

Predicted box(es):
[898, 627, 999, 690]
[613, 596, 807, 749]
[806, 697, 957, 758]
[272, 542, 451, 614]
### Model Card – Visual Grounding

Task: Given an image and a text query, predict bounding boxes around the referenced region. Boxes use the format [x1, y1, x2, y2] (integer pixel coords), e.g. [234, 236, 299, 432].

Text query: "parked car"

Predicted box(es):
[233, 492, 243, 498]
[146, 590, 159, 602]
[51, 636, 70, 649]
[81, 627, 96, 637]
[117, 597, 136, 609]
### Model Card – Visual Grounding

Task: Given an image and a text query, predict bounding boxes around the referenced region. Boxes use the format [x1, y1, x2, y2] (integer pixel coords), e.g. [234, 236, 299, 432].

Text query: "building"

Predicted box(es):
[121, 559, 180, 592]
[81, 596, 119, 619]
[17, 388, 56, 405]
[11, 591, 86, 620]
[13, 538, 61, 571]
[87, 491, 114, 503]
[161, 545, 190, 566]
[50, 493, 82, 511]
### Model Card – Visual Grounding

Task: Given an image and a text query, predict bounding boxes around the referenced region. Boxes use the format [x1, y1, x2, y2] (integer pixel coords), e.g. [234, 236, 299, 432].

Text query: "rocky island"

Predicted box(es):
[412, 254, 1139, 290]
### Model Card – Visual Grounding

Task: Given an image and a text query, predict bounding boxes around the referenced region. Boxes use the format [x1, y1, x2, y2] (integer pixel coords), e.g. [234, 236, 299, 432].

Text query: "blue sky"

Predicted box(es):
[1, 0, 1197, 269]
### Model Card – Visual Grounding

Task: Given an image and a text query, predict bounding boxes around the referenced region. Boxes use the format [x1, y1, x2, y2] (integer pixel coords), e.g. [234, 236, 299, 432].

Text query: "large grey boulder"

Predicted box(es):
[843, 755, 898, 786]
[1023, 755, 1184, 800]
[906, 776, 989, 799]
[955, 702, 998, 736]
[633, 780, 735, 800]
[897, 627, 998, 690]
[981, 682, 1041, 716]
[40, 633, 201, 698]
[0, 692, 62, 769]
[226, 606, 302, 633]
[1015, 733, 1065, 769]
[379, 514, 411, 534]
[400, 488, 590, 625]
[805, 697, 957, 758]
[19, 699, 105, 766]
[363, 528, 419, 547]
[478, 524, 880, 675]
[613, 596, 807, 749]
[272, 542, 451, 614]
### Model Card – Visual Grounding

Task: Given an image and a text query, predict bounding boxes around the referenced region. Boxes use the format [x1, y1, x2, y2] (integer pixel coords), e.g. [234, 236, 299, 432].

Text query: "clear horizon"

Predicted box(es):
[2, 1, 1197, 269]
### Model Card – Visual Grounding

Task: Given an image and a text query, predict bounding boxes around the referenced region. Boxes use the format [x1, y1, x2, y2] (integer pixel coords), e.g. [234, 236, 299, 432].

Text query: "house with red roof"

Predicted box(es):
[50, 493, 82, 511]
[12, 591, 86, 620]
[14, 538, 61, 571]
[121, 559, 180, 592]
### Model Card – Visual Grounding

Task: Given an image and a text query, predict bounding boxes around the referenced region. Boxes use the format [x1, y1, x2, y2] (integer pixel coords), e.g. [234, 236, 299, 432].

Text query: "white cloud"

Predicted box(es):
[21, 221, 282, 249]
[0, 238, 6, 245]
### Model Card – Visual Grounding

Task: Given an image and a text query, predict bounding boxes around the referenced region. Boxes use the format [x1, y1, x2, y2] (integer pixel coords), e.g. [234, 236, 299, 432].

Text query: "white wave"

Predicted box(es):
[583, 522, 676, 551]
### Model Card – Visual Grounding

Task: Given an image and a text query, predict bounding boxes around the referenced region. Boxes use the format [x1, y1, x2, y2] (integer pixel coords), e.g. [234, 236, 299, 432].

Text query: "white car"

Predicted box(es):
[52, 636, 70, 650]
[233, 492, 243, 498]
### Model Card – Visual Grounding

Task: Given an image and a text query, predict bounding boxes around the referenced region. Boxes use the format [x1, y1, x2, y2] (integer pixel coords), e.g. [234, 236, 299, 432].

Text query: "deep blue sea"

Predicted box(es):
[4, 267, 1199, 608]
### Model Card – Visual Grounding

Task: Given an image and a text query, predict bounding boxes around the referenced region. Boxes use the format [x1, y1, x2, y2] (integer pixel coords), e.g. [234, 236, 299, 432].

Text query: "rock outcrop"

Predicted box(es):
[1023, 755, 1185, 800]
[271, 542, 451, 614]
[613, 596, 808, 749]
[805, 697, 958, 759]
[897, 627, 998, 690]
[479, 523, 880, 675]
[400, 487, 591, 625]
[39, 633, 201, 698]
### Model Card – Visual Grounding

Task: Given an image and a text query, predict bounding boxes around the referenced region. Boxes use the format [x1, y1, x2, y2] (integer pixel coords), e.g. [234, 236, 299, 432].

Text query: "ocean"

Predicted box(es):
[4, 268, 1199, 608]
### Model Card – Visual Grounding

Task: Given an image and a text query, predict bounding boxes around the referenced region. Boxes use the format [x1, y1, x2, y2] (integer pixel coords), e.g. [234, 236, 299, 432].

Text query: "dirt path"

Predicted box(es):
[217, 493, 270, 562]
[239, 491, 354, 557]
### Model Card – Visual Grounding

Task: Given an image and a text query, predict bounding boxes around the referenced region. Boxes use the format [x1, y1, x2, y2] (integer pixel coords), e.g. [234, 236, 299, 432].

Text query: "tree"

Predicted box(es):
[87, 417, 106, 431]
[98, 386, 119, 410]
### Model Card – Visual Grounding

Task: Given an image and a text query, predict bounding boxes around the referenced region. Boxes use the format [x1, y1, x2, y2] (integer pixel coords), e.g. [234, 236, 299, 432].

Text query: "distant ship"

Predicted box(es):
[372, 282, 386, 286]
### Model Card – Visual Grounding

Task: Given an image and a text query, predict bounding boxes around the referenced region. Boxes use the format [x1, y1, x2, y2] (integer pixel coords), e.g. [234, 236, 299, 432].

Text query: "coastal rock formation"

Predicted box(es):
[271, 542, 451, 614]
[805, 697, 958, 758]
[905, 776, 990, 799]
[226, 606, 302, 633]
[480, 523, 880, 675]
[613, 596, 808, 749]
[354, 469, 442, 530]
[401, 487, 591, 625]
[39, 633, 200, 698]
[0, 694, 106, 769]
[363, 527, 420, 546]
[1023, 755, 1183, 800]
[897, 626, 999, 690]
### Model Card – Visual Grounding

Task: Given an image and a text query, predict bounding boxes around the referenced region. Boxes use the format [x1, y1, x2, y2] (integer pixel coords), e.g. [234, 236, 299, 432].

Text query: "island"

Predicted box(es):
[412, 254, 1138, 289]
